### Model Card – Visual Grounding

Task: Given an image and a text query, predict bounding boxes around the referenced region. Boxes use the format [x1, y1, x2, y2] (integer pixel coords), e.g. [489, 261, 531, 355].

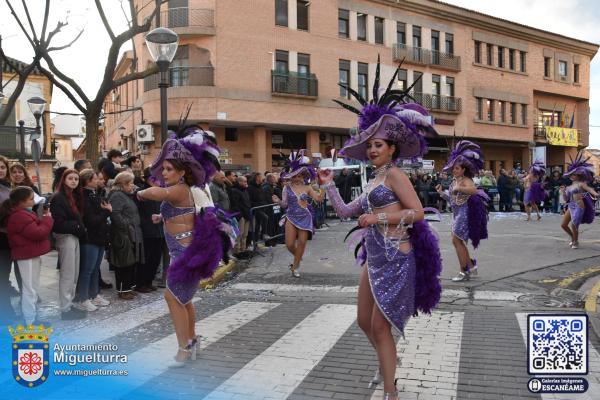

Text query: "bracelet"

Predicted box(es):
[322, 182, 336, 189]
[377, 212, 387, 225]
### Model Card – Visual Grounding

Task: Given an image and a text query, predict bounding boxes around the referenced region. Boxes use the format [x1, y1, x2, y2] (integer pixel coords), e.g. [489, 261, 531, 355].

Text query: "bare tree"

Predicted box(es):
[7, 0, 163, 162]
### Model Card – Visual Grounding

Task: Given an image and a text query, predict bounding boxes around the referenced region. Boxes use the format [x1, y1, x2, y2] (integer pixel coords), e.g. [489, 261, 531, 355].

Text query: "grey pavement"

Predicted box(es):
[2, 212, 600, 399]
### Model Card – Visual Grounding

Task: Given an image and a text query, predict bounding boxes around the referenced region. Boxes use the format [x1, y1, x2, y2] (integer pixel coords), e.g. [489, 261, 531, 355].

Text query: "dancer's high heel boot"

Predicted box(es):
[167, 345, 193, 368]
[382, 378, 400, 400]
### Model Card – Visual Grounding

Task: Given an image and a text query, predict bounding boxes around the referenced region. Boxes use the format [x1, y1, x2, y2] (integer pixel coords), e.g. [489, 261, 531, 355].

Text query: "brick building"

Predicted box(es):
[102, 0, 598, 174]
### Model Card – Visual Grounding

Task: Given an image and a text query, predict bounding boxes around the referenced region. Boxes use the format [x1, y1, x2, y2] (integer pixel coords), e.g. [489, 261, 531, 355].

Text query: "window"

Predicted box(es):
[474, 41, 481, 63]
[544, 57, 551, 78]
[339, 60, 350, 98]
[275, 0, 288, 26]
[297, 0, 309, 31]
[521, 104, 527, 125]
[508, 49, 515, 70]
[398, 68, 407, 90]
[510, 102, 517, 124]
[170, 45, 189, 86]
[358, 62, 369, 101]
[275, 50, 288, 72]
[432, 74, 441, 108]
[413, 71, 423, 94]
[338, 9, 349, 38]
[413, 26, 422, 62]
[374, 17, 384, 44]
[225, 128, 238, 142]
[499, 101, 506, 122]
[574, 63, 580, 83]
[486, 43, 493, 66]
[487, 99, 494, 121]
[497, 46, 504, 68]
[297, 53, 310, 95]
[476, 97, 483, 120]
[559, 60, 568, 78]
[397, 22, 406, 45]
[520, 51, 526, 72]
[445, 33, 454, 55]
[357, 13, 367, 41]
[431, 30, 440, 64]
[445, 76, 455, 97]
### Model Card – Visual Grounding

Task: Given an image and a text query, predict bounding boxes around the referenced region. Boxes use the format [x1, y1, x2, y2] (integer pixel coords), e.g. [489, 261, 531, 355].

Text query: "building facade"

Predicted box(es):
[102, 0, 598, 174]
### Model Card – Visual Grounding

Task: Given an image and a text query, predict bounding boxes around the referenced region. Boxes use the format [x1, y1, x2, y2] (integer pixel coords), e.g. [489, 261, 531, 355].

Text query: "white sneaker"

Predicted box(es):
[74, 300, 98, 312]
[91, 295, 110, 307]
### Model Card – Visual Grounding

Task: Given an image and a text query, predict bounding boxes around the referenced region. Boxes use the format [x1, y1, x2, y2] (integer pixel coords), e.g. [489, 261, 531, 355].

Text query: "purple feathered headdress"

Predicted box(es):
[443, 140, 484, 176]
[280, 149, 317, 183]
[529, 160, 546, 177]
[150, 107, 221, 188]
[334, 55, 438, 162]
[564, 151, 594, 182]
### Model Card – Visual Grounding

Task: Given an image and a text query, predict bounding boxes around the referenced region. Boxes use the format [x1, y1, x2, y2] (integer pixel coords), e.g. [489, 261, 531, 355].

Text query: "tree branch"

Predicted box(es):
[37, 65, 87, 114]
[20, 0, 39, 44]
[45, 20, 68, 46]
[0, 52, 40, 125]
[5, 0, 35, 47]
[40, 52, 90, 106]
[47, 28, 84, 52]
[95, 0, 115, 41]
[40, 0, 51, 42]
[113, 65, 158, 87]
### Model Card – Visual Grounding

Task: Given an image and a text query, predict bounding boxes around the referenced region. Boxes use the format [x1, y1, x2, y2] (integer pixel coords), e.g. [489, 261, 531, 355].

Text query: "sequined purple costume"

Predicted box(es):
[280, 186, 315, 235]
[326, 183, 415, 333]
[524, 182, 545, 205]
[565, 185, 595, 228]
[446, 180, 469, 242]
[161, 200, 197, 304]
[441, 179, 489, 247]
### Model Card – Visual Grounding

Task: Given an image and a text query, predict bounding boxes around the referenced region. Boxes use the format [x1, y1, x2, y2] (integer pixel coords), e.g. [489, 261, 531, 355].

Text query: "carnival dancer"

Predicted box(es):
[320, 57, 442, 400]
[435, 141, 489, 282]
[523, 160, 546, 221]
[136, 123, 236, 367]
[560, 152, 598, 249]
[280, 151, 324, 277]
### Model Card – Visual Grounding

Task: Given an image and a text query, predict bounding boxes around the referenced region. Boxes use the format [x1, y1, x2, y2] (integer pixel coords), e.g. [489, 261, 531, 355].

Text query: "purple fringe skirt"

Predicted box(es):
[451, 203, 469, 242]
[365, 228, 416, 334]
[524, 183, 545, 205]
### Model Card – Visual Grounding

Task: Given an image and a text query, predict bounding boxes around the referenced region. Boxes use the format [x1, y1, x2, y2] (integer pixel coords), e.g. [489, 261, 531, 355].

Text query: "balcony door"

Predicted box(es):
[170, 45, 189, 86]
[297, 53, 310, 96]
[169, 0, 188, 28]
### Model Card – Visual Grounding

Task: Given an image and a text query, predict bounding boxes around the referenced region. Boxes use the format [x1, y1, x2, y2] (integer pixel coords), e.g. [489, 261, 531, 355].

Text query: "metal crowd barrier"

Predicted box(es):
[248, 202, 285, 255]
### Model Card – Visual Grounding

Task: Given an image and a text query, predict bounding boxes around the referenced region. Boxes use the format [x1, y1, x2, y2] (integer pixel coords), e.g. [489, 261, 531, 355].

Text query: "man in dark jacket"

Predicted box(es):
[230, 176, 251, 254]
[209, 171, 230, 211]
[247, 172, 269, 241]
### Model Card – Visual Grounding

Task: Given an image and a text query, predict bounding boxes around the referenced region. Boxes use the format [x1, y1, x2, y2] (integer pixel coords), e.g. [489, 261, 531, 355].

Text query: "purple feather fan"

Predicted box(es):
[358, 104, 396, 131]
[467, 190, 489, 249]
[167, 209, 226, 285]
[582, 195, 595, 224]
[409, 220, 442, 314]
[529, 160, 546, 177]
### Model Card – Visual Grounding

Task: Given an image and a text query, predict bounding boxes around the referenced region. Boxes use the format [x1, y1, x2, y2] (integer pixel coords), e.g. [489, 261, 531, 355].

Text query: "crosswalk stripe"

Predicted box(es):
[369, 311, 464, 399]
[203, 303, 356, 400]
[43, 301, 280, 399]
[515, 313, 600, 400]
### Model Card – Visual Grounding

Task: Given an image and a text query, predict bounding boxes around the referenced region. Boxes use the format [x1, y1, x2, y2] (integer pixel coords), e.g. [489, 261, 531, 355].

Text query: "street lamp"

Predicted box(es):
[145, 27, 179, 144]
[27, 96, 46, 193]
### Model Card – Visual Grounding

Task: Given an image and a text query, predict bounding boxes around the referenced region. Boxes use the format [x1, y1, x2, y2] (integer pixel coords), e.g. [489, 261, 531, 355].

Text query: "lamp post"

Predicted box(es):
[145, 27, 179, 144]
[528, 141, 536, 168]
[27, 96, 46, 193]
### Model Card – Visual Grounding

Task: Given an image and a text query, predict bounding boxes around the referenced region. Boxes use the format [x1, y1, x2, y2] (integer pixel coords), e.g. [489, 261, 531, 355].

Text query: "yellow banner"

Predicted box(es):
[545, 126, 578, 147]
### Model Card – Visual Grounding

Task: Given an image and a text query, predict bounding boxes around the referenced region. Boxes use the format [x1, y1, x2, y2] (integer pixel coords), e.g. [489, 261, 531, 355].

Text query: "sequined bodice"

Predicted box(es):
[368, 183, 400, 208]
[450, 179, 470, 206]
[287, 187, 311, 204]
[160, 201, 195, 221]
[566, 185, 582, 202]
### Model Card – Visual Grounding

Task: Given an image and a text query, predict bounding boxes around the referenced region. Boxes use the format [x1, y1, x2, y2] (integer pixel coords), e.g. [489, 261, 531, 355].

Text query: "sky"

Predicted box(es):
[1, 0, 600, 147]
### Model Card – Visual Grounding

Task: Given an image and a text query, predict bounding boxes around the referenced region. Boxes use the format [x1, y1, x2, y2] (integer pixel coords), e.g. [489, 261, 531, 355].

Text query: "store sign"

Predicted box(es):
[272, 134, 283, 144]
[545, 126, 578, 147]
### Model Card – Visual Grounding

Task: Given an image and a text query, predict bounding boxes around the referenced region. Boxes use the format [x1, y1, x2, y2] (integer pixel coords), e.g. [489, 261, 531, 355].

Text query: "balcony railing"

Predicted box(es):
[534, 125, 584, 145]
[0, 125, 55, 159]
[271, 71, 318, 97]
[410, 92, 462, 113]
[144, 66, 214, 92]
[393, 44, 461, 70]
[151, 7, 214, 30]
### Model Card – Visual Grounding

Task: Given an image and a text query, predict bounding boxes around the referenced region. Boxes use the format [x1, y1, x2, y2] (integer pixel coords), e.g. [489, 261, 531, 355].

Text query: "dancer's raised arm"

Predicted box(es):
[319, 170, 364, 218]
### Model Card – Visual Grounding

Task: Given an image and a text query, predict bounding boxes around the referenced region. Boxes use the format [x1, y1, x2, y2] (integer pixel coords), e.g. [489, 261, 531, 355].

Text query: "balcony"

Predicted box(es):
[411, 92, 462, 113]
[150, 7, 215, 36]
[534, 125, 584, 146]
[144, 66, 214, 92]
[271, 71, 318, 98]
[392, 44, 461, 71]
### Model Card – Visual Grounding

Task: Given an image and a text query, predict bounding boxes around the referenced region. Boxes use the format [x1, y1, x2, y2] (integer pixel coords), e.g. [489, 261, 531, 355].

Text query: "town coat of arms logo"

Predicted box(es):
[9, 324, 53, 388]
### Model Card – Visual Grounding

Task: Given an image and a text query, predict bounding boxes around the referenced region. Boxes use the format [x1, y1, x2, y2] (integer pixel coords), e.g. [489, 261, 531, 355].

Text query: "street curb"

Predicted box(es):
[199, 260, 237, 290]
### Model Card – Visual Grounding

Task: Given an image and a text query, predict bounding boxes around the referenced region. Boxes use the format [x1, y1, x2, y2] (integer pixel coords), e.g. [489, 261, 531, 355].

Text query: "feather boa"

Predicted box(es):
[166, 208, 231, 285]
[409, 220, 442, 315]
[582, 195, 595, 224]
[467, 190, 489, 248]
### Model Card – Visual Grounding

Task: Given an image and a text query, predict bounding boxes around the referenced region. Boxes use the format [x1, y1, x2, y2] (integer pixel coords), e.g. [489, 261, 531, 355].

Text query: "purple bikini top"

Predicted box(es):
[368, 183, 400, 209]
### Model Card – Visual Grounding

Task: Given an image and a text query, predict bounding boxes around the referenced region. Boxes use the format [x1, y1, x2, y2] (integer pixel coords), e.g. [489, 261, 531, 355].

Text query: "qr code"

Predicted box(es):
[528, 314, 588, 374]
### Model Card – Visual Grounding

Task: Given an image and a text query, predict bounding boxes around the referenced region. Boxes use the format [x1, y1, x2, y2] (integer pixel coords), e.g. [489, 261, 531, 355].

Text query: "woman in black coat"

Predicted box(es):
[51, 169, 87, 320]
